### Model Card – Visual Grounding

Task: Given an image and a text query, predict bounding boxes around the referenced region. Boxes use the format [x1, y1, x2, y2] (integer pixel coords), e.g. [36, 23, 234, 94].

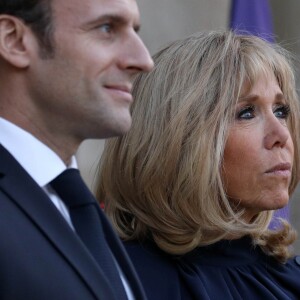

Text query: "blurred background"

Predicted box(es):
[77, 0, 300, 252]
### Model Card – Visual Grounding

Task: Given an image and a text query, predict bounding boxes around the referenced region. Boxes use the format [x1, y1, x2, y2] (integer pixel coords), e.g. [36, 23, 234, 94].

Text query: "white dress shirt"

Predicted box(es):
[0, 117, 134, 300]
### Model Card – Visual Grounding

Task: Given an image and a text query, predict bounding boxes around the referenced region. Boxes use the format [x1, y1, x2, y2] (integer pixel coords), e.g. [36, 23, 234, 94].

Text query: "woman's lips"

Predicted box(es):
[265, 162, 292, 177]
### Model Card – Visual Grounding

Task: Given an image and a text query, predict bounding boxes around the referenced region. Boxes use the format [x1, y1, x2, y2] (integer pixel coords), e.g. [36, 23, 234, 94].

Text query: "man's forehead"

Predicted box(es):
[52, 0, 140, 30]
[51, 0, 140, 24]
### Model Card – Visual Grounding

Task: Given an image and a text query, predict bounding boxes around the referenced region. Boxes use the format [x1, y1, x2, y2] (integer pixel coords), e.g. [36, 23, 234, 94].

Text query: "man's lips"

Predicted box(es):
[105, 84, 132, 93]
[104, 84, 133, 102]
[265, 162, 292, 177]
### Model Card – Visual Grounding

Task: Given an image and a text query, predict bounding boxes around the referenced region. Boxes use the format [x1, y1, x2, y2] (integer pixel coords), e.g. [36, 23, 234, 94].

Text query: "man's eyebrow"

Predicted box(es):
[83, 14, 141, 32]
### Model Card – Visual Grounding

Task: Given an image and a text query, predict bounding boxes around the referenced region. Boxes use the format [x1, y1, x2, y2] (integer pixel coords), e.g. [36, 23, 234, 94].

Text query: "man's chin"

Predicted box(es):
[104, 119, 133, 139]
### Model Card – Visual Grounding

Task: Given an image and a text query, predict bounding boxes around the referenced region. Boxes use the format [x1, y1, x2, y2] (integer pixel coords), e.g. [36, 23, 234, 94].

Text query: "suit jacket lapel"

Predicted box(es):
[0, 145, 115, 299]
[98, 208, 148, 300]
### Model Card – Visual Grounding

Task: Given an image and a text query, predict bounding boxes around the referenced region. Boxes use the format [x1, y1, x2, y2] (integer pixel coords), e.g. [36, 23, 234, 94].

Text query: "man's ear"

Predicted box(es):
[0, 15, 33, 68]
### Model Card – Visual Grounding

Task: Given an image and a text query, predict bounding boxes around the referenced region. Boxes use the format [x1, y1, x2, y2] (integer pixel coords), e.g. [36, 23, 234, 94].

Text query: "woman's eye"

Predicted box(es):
[274, 104, 290, 119]
[236, 105, 255, 120]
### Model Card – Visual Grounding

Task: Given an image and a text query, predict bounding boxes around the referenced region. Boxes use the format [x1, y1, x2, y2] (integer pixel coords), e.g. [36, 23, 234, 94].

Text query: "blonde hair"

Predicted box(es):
[96, 31, 300, 262]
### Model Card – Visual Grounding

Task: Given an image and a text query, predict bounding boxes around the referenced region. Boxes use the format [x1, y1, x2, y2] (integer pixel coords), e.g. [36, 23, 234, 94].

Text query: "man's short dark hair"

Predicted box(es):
[0, 0, 54, 57]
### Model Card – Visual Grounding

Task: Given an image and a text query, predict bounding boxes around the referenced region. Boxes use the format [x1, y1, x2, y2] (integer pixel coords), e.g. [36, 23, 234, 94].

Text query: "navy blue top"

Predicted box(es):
[124, 236, 300, 299]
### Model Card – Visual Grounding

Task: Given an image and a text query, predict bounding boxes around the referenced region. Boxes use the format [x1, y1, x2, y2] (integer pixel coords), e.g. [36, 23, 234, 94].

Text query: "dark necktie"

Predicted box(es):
[50, 168, 128, 300]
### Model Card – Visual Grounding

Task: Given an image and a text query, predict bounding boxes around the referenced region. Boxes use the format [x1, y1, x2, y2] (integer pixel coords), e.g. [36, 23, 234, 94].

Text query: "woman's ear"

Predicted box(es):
[0, 15, 32, 68]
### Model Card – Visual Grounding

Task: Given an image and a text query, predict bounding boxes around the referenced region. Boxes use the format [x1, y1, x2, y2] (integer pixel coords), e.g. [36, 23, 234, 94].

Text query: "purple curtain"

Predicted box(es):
[230, 0, 288, 229]
[230, 0, 274, 42]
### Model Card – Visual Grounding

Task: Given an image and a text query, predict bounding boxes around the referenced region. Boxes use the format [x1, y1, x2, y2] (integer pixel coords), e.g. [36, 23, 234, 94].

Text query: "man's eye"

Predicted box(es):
[236, 105, 255, 120]
[99, 23, 112, 33]
[274, 104, 290, 119]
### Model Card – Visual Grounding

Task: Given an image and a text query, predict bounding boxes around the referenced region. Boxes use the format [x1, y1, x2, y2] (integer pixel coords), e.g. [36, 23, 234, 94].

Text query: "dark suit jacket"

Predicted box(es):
[0, 145, 146, 300]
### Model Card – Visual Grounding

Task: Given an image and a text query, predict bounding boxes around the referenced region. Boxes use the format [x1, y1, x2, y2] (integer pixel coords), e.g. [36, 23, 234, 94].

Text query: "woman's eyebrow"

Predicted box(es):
[238, 92, 285, 103]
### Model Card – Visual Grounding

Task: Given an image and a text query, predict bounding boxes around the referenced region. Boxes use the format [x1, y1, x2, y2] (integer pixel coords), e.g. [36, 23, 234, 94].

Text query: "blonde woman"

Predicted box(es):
[96, 31, 300, 299]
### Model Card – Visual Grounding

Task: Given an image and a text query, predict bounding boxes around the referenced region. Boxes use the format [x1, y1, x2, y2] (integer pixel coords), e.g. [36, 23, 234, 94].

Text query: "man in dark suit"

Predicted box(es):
[0, 0, 153, 299]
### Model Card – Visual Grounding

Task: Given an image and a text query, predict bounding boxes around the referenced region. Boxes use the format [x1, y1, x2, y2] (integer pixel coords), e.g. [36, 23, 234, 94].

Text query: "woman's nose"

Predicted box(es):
[263, 115, 290, 150]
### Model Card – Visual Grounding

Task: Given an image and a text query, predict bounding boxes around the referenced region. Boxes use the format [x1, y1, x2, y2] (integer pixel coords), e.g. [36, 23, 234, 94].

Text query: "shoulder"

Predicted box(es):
[124, 240, 189, 300]
[124, 240, 177, 273]
[124, 240, 179, 280]
[292, 255, 300, 267]
[277, 254, 300, 274]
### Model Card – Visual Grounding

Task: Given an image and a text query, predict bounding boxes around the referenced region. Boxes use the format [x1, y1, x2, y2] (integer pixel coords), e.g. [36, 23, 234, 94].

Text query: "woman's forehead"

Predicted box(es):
[239, 70, 278, 98]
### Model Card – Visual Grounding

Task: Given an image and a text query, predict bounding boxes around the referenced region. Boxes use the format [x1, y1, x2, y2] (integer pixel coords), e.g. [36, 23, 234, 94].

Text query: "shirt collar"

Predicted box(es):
[0, 117, 78, 187]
